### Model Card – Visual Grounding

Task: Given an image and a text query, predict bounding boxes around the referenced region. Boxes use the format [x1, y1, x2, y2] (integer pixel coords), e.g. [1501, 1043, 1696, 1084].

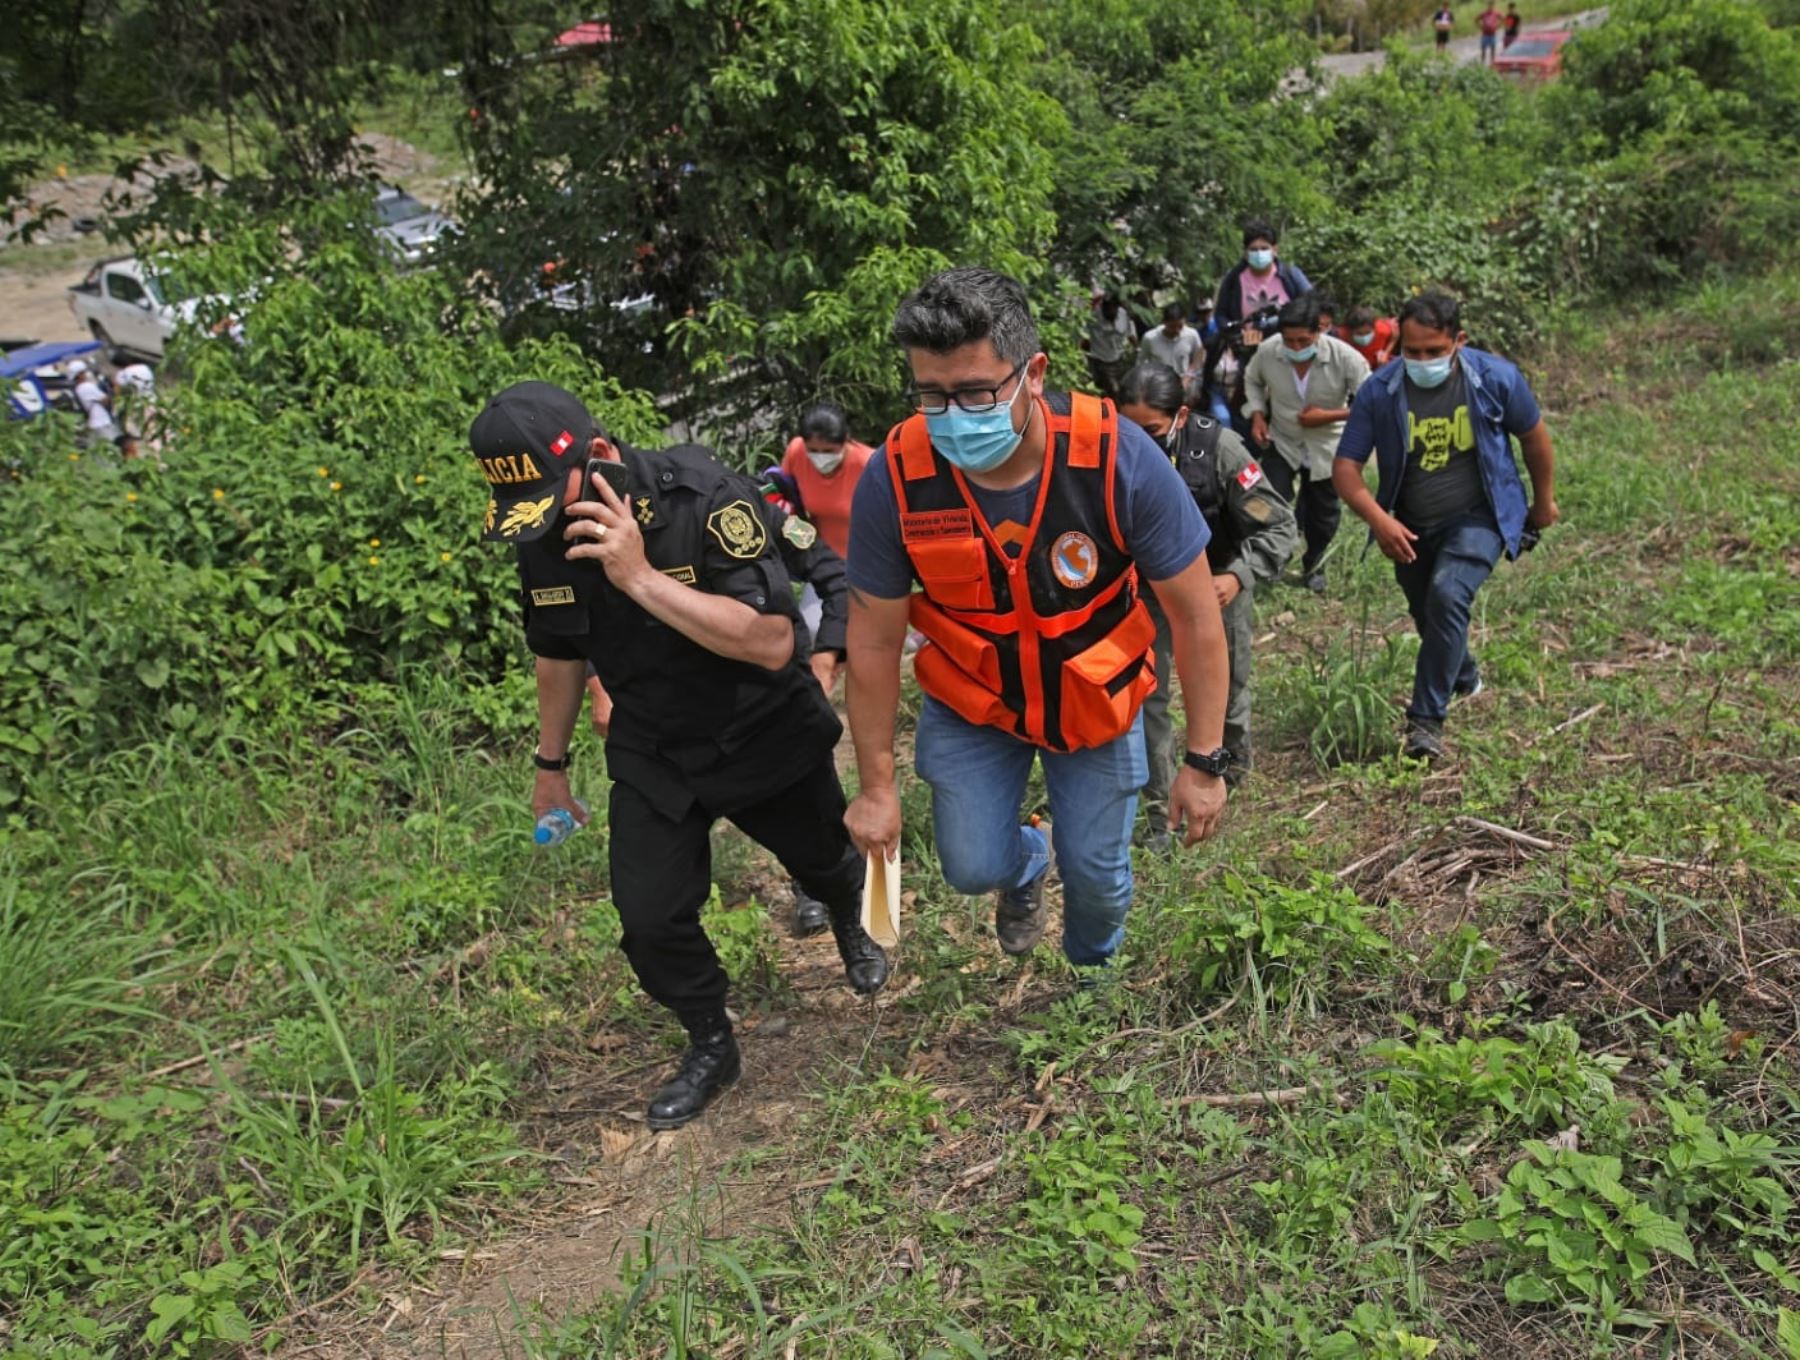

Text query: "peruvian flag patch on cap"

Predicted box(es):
[1237, 462, 1264, 490]
[549, 429, 574, 457]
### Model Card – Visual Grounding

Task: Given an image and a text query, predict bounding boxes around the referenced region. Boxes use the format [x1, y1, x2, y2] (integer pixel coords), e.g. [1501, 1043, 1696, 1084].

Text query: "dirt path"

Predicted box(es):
[285, 881, 914, 1360]
[0, 266, 88, 345]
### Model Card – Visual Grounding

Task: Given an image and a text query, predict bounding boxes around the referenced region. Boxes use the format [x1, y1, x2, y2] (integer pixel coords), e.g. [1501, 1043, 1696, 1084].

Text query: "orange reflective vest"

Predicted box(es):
[887, 390, 1155, 753]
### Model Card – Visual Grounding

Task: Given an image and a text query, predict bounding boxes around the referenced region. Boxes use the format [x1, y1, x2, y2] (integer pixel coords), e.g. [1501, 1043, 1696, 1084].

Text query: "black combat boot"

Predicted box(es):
[789, 879, 829, 936]
[995, 864, 1051, 956]
[827, 901, 888, 996]
[646, 1015, 741, 1131]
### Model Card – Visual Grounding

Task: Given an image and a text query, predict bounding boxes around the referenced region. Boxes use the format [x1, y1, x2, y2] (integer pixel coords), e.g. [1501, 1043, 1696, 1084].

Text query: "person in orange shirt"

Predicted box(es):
[780, 400, 874, 638]
[1339, 306, 1398, 369]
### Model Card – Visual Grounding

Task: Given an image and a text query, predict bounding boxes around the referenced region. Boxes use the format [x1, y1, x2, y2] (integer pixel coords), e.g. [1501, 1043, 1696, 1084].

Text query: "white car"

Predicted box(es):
[373, 185, 456, 266]
[66, 257, 233, 360]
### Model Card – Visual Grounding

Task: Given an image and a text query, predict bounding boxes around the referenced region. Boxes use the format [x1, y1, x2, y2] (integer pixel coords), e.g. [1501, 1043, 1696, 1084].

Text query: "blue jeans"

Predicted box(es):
[914, 697, 1147, 966]
[1392, 513, 1505, 723]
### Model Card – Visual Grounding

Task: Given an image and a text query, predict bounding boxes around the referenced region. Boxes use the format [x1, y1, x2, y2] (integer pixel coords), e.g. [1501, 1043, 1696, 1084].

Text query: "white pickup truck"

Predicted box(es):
[66, 256, 226, 360]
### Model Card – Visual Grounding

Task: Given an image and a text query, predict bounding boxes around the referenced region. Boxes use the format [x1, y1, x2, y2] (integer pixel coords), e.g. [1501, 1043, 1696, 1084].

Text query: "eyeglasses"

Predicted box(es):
[905, 362, 1025, 416]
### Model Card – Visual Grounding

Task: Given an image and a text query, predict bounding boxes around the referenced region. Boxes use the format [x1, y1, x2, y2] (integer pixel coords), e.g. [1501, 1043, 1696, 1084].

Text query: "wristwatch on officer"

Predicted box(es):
[1183, 746, 1234, 778]
[533, 748, 572, 772]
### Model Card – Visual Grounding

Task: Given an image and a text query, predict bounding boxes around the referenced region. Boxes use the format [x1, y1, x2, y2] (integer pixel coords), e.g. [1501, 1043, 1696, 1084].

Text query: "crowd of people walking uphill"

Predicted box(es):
[467, 218, 1556, 1128]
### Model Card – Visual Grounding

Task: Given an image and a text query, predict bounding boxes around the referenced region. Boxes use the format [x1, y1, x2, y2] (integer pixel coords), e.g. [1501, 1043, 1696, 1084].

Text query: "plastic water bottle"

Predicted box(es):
[534, 800, 588, 848]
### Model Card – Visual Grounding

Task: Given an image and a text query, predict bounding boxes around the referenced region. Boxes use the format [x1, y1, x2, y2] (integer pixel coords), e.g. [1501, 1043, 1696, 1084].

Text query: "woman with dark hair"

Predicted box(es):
[1115, 362, 1298, 842]
[780, 397, 874, 624]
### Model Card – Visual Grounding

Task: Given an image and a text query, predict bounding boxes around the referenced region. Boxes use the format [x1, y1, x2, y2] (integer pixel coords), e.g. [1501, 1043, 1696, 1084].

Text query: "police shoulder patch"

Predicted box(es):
[780, 515, 818, 550]
[706, 499, 768, 559]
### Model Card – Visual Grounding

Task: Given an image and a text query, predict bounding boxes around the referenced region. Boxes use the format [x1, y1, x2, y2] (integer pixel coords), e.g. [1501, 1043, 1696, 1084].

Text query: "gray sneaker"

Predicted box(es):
[995, 865, 1050, 956]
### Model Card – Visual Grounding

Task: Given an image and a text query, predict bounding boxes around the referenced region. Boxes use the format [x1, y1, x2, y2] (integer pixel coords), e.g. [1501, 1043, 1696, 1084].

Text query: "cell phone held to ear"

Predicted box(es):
[583, 457, 633, 502]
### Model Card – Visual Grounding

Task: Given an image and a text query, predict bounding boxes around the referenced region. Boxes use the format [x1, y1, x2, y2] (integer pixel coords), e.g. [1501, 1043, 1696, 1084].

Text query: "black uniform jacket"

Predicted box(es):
[516, 442, 841, 820]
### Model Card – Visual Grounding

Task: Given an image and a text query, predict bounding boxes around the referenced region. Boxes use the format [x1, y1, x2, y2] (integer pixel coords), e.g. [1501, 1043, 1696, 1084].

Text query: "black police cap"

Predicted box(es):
[469, 381, 600, 543]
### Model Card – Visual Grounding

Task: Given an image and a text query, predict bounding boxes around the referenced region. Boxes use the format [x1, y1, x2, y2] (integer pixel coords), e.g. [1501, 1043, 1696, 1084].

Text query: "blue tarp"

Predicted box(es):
[1, 340, 102, 379]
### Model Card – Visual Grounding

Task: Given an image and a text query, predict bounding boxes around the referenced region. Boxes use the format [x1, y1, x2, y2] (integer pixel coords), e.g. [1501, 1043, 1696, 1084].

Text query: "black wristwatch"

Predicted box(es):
[1183, 746, 1235, 778]
[533, 748, 572, 772]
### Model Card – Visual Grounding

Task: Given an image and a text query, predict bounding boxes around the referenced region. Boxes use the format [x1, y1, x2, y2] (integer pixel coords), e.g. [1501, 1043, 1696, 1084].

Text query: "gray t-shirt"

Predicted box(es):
[1398, 369, 1487, 530]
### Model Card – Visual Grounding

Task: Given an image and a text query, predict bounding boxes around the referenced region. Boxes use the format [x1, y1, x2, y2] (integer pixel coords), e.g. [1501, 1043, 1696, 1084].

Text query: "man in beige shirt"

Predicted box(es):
[1243, 293, 1371, 592]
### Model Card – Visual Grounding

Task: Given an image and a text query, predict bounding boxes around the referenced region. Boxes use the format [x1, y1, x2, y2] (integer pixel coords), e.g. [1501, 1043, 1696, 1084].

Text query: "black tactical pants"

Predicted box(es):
[1259, 456, 1342, 577]
[607, 757, 863, 1028]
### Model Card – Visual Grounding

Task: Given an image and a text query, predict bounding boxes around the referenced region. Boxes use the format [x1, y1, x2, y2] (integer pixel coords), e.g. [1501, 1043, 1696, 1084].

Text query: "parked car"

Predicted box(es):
[373, 185, 456, 266]
[67, 257, 235, 361]
[1494, 30, 1573, 80]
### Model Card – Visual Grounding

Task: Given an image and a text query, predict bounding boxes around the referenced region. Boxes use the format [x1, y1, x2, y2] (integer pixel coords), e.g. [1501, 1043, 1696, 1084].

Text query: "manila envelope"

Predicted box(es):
[860, 849, 901, 950]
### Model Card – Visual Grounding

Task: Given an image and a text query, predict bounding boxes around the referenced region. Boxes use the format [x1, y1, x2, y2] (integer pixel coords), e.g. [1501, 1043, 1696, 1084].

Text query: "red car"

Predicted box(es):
[1494, 29, 1574, 80]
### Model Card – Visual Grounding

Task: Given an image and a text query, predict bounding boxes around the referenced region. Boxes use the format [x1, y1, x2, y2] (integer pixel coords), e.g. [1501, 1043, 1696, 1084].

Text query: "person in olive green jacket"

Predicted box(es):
[1118, 361, 1299, 847]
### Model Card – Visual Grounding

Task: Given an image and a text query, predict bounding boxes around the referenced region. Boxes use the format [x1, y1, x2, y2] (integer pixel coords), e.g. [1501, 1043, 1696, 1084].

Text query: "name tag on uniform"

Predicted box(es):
[900, 509, 975, 542]
[661, 565, 697, 584]
[530, 586, 576, 606]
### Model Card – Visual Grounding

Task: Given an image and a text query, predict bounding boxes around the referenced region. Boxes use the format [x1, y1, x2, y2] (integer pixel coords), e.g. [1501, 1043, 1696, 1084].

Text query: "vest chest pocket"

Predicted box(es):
[1056, 597, 1157, 751]
[907, 536, 996, 613]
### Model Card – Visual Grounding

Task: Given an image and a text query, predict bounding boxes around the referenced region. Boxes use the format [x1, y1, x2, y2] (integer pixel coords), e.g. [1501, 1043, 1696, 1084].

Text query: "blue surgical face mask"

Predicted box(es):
[1282, 343, 1317, 363]
[1352, 330, 1376, 348]
[1246, 248, 1274, 271]
[1404, 354, 1456, 388]
[925, 369, 1030, 473]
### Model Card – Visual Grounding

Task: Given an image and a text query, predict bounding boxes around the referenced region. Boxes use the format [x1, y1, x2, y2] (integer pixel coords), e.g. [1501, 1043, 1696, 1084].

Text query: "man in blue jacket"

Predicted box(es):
[1332, 291, 1559, 760]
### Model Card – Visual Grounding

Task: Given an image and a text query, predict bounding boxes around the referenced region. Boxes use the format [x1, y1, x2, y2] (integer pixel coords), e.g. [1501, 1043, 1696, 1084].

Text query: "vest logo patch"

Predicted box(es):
[1051, 531, 1100, 590]
[530, 585, 576, 606]
[636, 499, 656, 526]
[1237, 462, 1265, 491]
[781, 515, 818, 550]
[661, 564, 697, 584]
[479, 453, 544, 486]
[706, 501, 767, 559]
[900, 509, 975, 542]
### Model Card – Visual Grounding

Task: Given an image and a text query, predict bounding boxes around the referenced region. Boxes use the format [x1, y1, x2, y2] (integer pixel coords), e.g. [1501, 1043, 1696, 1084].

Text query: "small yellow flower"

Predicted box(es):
[317, 466, 329, 477]
[440, 551, 452, 563]
[414, 474, 427, 485]
[330, 481, 342, 491]
[126, 492, 139, 503]
[212, 488, 225, 500]
[368, 555, 381, 566]
[69, 453, 79, 461]
[369, 537, 381, 548]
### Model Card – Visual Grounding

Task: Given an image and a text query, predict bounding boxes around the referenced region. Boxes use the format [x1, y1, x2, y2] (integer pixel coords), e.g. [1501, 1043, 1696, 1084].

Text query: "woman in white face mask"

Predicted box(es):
[779, 397, 877, 615]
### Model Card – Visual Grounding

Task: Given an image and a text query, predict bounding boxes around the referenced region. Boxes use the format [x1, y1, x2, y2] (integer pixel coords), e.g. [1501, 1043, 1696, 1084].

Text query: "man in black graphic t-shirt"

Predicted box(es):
[1332, 291, 1559, 761]
[1399, 368, 1486, 532]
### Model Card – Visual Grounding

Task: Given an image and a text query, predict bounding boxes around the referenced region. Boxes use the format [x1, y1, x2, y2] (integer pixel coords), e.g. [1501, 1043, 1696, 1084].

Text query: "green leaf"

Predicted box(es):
[1631, 1213, 1695, 1266]
[145, 1293, 195, 1343]
[1505, 1274, 1555, 1305]
[1756, 1250, 1800, 1295]
[1778, 1308, 1800, 1360]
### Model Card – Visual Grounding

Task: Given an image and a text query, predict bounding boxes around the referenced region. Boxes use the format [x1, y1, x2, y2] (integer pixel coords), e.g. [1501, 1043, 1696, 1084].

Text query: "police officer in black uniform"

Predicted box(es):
[470, 381, 888, 1130]
[582, 495, 851, 936]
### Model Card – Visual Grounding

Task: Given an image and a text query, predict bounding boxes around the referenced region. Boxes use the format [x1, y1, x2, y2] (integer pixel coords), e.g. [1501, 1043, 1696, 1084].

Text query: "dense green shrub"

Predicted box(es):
[0, 197, 660, 813]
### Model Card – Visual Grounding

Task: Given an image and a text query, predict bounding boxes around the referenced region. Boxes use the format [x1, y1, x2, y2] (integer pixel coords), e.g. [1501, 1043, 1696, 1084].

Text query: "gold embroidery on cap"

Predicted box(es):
[499, 495, 555, 537]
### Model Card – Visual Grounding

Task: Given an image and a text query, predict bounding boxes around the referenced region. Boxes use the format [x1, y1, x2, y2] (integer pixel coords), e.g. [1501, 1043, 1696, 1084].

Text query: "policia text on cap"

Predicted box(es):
[470, 382, 888, 1131]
